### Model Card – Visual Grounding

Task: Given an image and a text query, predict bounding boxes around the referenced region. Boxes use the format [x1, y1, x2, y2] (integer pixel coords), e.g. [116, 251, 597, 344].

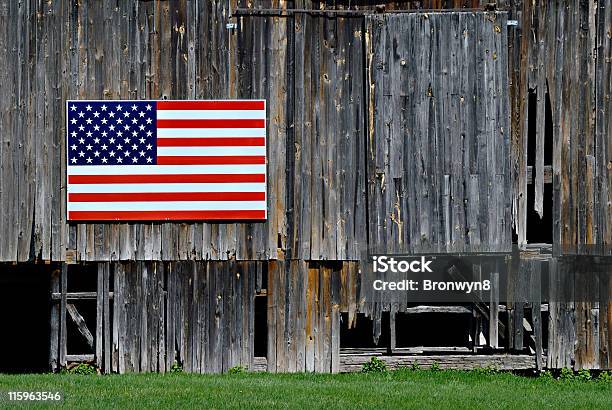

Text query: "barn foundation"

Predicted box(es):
[48, 249, 588, 374]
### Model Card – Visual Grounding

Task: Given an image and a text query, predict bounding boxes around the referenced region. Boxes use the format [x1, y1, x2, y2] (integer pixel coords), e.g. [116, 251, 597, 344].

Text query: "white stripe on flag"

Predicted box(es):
[157, 146, 266, 156]
[67, 201, 267, 212]
[67, 164, 266, 175]
[67, 183, 267, 193]
[156, 110, 267, 120]
[157, 128, 265, 138]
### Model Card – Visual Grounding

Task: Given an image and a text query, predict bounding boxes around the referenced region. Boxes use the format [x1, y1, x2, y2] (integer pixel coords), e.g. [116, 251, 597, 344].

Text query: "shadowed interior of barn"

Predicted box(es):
[0, 0, 610, 373]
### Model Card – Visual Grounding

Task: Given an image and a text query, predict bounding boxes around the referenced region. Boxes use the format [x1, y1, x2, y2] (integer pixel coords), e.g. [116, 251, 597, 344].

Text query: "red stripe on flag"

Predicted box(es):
[156, 100, 265, 110]
[157, 156, 266, 165]
[156, 119, 265, 128]
[68, 210, 266, 221]
[68, 174, 265, 184]
[157, 137, 265, 147]
[69, 192, 265, 202]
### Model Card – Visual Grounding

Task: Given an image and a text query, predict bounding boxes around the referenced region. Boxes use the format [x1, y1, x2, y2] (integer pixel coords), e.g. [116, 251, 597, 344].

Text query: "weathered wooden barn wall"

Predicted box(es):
[366, 12, 511, 254]
[0, 0, 287, 262]
[2, 0, 612, 373]
[0, 1, 513, 262]
[50, 260, 262, 373]
[0, 0, 583, 262]
[534, 0, 612, 371]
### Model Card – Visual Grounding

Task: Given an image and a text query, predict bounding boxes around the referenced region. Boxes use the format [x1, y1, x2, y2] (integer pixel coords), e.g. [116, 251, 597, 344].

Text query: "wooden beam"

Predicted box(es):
[67, 303, 94, 349]
[66, 354, 95, 362]
[403, 306, 472, 314]
[233, 8, 489, 18]
[339, 354, 540, 372]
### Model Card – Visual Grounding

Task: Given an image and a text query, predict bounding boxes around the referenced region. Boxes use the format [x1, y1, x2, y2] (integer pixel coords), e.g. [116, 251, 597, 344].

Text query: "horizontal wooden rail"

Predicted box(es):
[526, 165, 553, 184]
[66, 354, 95, 362]
[232, 8, 496, 18]
[51, 292, 112, 300]
[339, 354, 538, 372]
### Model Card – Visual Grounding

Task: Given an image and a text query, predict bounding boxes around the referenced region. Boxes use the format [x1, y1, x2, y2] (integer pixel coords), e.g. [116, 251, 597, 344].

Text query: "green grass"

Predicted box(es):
[0, 370, 610, 409]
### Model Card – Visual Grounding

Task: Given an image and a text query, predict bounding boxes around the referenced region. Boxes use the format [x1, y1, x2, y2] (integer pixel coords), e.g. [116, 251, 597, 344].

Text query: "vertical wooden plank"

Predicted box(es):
[531, 261, 543, 370]
[291, 10, 309, 259]
[331, 266, 340, 373]
[314, 265, 324, 372]
[112, 263, 120, 372]
[321, 265, 332, 372]
[286, 261, 298, 372]
[294, 260, 307, 372]
[213, 261, 224, 373]
[600, 268, 611, 369]
[0, 0, 11, 261]
[275, 260, 287, 372]
[49, 268, 60, 371]
[241, 262, 252, 369]
[595, 0, 612, 255]
[575, 264, 597, 369]
[50, 0, 65, 262]
[329, 290, 340, 373]
[468, 175, 482, 251]
[59, 263, 67, 367]
[96, 263, 104, 369]
[548, 258, 576, 368]
[489, 270, 499, 349]
[191, 261, 200, 373]
[513, 260, 527, 351]
[141, 262, 150, 372]
[388, 310, 396, 355]
[16, 0, 33, 262]
[103, 262, 111, 373]
[148, 262, 159, 373]
[305, 264, 316, 372]
[118, 262, 127, 373]
[311, 16, 324, 259]
[165, 263, 175, 372]
[268, 10, 288, 259]
[533, 2, 546, 218]
[511, 1, 530, 247]
[221, 261, 232, 372]
[267, 261, 277, 372]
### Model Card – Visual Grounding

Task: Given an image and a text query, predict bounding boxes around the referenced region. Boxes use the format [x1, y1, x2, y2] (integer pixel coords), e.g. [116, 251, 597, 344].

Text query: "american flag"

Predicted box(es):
[66, 100, 267, 221]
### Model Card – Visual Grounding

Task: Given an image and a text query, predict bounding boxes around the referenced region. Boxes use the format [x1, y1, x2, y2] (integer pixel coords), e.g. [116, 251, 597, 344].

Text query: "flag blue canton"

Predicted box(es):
[67, 101, 157, 166]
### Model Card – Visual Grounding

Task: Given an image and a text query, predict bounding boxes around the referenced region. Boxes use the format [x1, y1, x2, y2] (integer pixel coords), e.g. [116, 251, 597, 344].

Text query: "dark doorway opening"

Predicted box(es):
[526, 87, 554, 244]
[0, 263, 54, 373]
[340, 313, 390, 349]
[65, 264, 98, 356]
[253, 295, 267, 357]
[394, 312, 471, 348]
[340, 310, 472, 351]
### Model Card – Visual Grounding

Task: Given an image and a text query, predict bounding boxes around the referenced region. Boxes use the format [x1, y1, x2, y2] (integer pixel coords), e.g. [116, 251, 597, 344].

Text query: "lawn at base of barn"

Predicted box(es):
[0, 370, 610, 409]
